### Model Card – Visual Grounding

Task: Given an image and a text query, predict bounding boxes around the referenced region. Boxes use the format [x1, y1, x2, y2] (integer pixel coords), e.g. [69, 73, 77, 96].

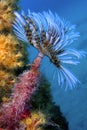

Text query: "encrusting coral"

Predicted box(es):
[0, 0, 28, 99]
[20, 111, 46, 130]
[0, 69, 16, 102]
[0, 33, 28, 95]
[0, 0, 19, 31]
[0, 70, 16, 88]
[0, 34, 24, 69]
[0, 52, 43, 130]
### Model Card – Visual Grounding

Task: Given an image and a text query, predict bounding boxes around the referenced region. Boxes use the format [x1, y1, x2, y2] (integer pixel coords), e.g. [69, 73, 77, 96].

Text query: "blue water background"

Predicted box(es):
[20, 1, 87, 130]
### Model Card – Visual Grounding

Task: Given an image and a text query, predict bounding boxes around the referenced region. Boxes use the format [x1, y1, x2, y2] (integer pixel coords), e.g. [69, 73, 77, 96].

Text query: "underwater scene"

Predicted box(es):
[0, 0, 87, 130]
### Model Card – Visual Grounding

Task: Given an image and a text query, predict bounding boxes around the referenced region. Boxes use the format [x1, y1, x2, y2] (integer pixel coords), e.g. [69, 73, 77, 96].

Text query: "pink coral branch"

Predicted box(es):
[0, 52, 44, 130]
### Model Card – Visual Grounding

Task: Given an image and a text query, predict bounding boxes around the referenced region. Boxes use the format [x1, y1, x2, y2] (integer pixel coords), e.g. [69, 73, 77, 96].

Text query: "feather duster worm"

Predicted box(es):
[13, 10, 85, 89]
[0, 52, 43, 130]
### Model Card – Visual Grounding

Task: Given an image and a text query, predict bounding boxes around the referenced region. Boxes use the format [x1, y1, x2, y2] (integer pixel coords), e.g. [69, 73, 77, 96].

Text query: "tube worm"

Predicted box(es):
[0, 52, 44, 130]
